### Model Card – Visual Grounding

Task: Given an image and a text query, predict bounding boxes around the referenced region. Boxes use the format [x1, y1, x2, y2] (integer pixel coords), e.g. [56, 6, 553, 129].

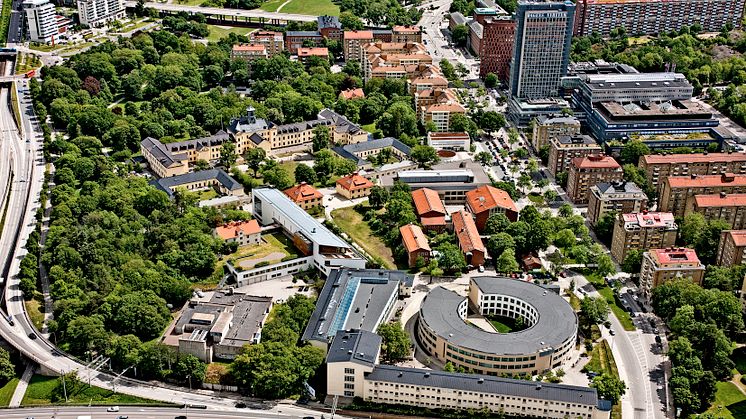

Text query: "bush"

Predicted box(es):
[254, 261, 270, 268]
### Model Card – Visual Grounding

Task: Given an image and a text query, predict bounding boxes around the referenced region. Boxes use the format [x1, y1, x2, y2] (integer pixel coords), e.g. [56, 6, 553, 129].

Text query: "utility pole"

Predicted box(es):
[61, 370, 68, 402]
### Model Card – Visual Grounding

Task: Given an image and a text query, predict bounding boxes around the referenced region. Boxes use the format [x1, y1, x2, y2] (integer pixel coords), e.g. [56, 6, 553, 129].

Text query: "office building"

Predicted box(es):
[249, 31, 284, 56]
[380, 160, 492, 205]
[302, 269, 413, 351]
[638, 152, 746, 192]
[692, 193, 746, 230]
[547, 135, 602, 176]
[343, 30, 375, 62]
[574, 0, 746, 37]
[639, 248, 704, 300]
[478, 15, 515, 81]
[587, 182, 648, 226]
[77, 0, 124, 27]
[658, 173, 746, 218]
[400, 224, 431, 267]
[465, 185, 518, 231]
[509, 0, 575, 99]
[566, 155, 622, 204]
[23, 0, 58, 44]
[610, 212, 678, 262]
[531, 115, 581, 151]
[451, 210, 486, 267]
[508, 97, 571, 127]
[716, 230, 746, 267]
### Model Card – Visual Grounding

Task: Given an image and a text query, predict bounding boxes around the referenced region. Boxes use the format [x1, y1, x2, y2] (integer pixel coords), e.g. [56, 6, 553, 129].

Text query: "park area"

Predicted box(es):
[21, 375, 161, 406]
[259, 0, 339, 16]
[230, 233, 300, 270]
[330, 207, 396, 269]
[582, 339, 622, 419]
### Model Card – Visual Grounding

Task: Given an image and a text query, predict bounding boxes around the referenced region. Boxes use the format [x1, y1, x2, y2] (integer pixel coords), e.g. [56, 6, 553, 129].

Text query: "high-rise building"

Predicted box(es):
[509, 0, 575, 99]
[77, 0, 125, 27]
[530, 115, 580, 151]
[23, 0, 58, 44]
[566, 155, 622, 204]
[611, 212, 678, 262]
[547, 134, 602, 176]
[639, 248, 704, 301]
[587, 182, 648, 226]
[574, 0, 746, 37]
[478, 16, 515, 81]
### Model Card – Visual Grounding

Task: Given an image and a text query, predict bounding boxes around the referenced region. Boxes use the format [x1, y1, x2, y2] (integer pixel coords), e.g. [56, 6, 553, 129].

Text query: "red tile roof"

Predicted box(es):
[232, 44, 267, 52]
[400, 224, 431, 252]
[344, 30, 374, 40]
[571, 154, 621, 170]
[666, 173, 746, 188]
[642, 153, 746, 165]
[421, 215, 446, 226]
[336, 172, 374, 191]
[452, 210, 485, 254]
[284, 182, 323, 203]
[214, 220, 260, 240]
[465, 185, 518, 215]
[694, 193, 746, 208]
[297, 47, 329, 57]
[411, 188, 446, 216]
[723, 230, 746, 247]
[339, 88, 365, 100]
[649, 248, 701, 266]
[392, 25, 420, 33]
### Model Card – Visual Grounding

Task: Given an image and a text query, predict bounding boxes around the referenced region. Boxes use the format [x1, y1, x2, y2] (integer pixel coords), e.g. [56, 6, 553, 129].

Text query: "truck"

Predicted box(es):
[76, 416, 92, 419]
[24, 69, 35, 78]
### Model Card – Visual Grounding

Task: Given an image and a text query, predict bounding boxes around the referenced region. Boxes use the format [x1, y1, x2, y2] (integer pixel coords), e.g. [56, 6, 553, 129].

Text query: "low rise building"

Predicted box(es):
[336, 172, 374, 199]
[426, 132, 471, 151]
[465, 185, 518, 231]
[343, 30, 375, 62]
[587, 182, 648, 226]
[339, 88, 365, 100]
[149, 169, 246, 201]
[409, 74, 449, 95]
[392, 25, 422, 43]
[566, 155, 623, 204]
[400, 223, 431, 267]
[412, 188, 447, 231]
[297, 47, 329, 64]
[283, 182, 323, 210]
[716, 230, 746, 267]
[361, 41, 434, 82]
[639, 152, 746, 193]
[285, 31, 323, 54]
[692, 193, 746, 230]
[639, 248, 704, 300]
[214, 220, 261, 246]
[611, 212, 678, 262]
[249, 30, 284, 56]
[302, 268, 413, 351]
[531, 115, 581, 151]
[452, 210, 485, 267]
[449, 12, 467, 31]
[547, 135, 602, 176]
[659, 173, 746, 218]
[381, 160, 491, 205]
[230, 44, 268, 63]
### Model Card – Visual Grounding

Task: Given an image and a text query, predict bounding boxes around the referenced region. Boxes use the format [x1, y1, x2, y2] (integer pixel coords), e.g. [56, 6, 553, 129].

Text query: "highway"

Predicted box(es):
[124, 1, 317, 22]
[0, 405, 323, 418]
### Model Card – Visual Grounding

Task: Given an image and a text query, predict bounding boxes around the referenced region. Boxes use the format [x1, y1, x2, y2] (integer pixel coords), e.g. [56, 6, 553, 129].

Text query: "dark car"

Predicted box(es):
[235, 402, 247, 408]
[175, 416, 187, 419]
[28, 332, 37, 340]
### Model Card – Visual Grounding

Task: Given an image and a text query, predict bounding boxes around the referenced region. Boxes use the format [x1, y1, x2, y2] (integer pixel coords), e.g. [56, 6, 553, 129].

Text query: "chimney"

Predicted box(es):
[691, 174, 697, 179]
[721, 191, 727, 198]
[722, 173, 735, 183]
[246, 106, 256, 124]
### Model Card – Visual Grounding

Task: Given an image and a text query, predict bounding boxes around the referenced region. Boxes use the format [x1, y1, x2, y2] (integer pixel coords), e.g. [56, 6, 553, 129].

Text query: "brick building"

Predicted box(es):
[343, 30, 375, 62]
[230, 44, 267, 63]
[283, 182, 323, 210]
[412, 188, 448, 232]
[566, 155, 622, 204]
[478, 16, 515, 81]
[392, 25, 422, 43]
[249, 31, 284, 56]
[465, 185, 518, 232]
[451, 210, 486, 267]
[587, 182, 648, 226]
[716, 230, 746, 267]
[611, 212, 678, 262]
[547, 135, 602, 176]
[639, 248, 704, 301]
[400, 224, 431, 267]
[285, 31, 323, 54]
[659, 173, 746, 218]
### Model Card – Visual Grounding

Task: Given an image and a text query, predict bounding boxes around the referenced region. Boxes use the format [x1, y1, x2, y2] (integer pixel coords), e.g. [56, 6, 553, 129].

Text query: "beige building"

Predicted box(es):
[415, 88, 467, 132]
[692, 193, 746, 230]
[140, 137, 189, 178]
[587, 182, 648, 226]
[566, 155, 623, 204]
[230, 44, 268, 63]
[658, 173, 746, 218]
[213, 220, 261, 246]
[283, 182, 323, 210]
[531, 115, 581, 151]
[611, 212, 678, 262]
[716, 230, 746, 267]
[336, 172, 374, 199]
[547, 135, 602, 176]
[639, 152, 746, 192]
[343, 30, 374, 62]
[427, 132, 471, 151]
[360, 41, 435, 82]
[149, 169, 247, 202]
[249, 30, 284, 56]
[391, 25, 422, 43]
[639, 248, 704, 300]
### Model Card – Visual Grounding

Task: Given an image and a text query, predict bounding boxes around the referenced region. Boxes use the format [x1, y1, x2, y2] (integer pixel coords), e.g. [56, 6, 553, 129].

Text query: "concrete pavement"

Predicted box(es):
[8, 363, 34, 407]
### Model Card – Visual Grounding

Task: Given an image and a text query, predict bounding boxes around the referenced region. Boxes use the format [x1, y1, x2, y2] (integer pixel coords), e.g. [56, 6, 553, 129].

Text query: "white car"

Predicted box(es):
[107, 406, 120, 412]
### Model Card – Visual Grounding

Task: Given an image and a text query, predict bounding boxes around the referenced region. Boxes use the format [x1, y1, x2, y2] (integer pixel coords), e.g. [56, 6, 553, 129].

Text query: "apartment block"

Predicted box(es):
[566, 155, 623, 204]
[343, 30, 375, 62]
[531, 115, 581, 151]
[361, 41, 435, 82]
[77, 0, 124, 27]
[658, 173, 746, 218]
[317, 15, 342, 40]
[692, 193, 746, 230]
[297, 47, 329, 65]
[639, 152, 746, 192]
[610, 212, 678, 262]
[415, 88, 467, 132]
[285, 31, 323, 55]
[392, 25, 422, 43]
[23, 0, 58, 44]
[249, 31, 284, 56]
[230, 44, 268, 63]
[574, 0, 746, 37]
[716, 230, 746, 267]
[547, 135, 601, 176]
[639, 248, 704, 300]
[587, 182, 648, 226]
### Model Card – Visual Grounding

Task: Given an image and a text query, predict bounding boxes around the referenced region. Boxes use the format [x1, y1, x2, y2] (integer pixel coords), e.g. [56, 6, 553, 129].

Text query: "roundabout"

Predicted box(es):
[416, 276, 578, 376]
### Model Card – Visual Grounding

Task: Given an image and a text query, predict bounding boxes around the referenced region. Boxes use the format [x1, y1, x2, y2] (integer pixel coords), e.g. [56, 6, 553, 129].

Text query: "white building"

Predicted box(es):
[23, 0, 58, 44]
[77, 0, 125, 27]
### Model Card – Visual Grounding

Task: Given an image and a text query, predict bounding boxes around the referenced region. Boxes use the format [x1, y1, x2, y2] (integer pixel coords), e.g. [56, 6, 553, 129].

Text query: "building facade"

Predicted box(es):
[692, 193, 746, 230]
[451, 210, 486, 267]
[639, 152, 746, 192]
[465, 184, 519, 231]
[658, 173, 746, 218]
[230, 44, 268, 63]
[392, 25, 422, 43]
[336, 172, 374, 199]
[531, 115, 581, 151]
[343, 30, 375, 62]
[283, 182, 323, 210]
[547, 135, 602, 176]
[23, 0, 58, 43]
[610, 212, 678, 262]
[509, 0, 575, 99]
[214, 220, 261, 246]
[478, 15, 515, 81]
[285, 31, 323, 54]
[716, 230, 746, 267]
[249, 31, 284, 56]
[412, 188, 447, 231]
[400, 224, 431, 267]
[587, 182, 648, 226]
[427, 132, 471, 151]
[566, 155, 623, 204]
[77, 0, 124, 27]
[639, 248, 704, 301]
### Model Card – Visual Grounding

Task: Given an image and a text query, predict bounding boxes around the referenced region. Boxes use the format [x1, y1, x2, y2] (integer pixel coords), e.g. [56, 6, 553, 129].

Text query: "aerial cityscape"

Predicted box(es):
[0, 0, 745, 418]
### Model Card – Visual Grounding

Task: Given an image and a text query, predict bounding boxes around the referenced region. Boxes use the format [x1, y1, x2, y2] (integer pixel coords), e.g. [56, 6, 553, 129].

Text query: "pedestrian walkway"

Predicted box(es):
[9, 363, 35, 407]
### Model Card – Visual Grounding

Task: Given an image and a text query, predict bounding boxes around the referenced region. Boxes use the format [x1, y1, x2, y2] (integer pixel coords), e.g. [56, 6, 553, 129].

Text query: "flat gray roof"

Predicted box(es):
[366, 365, 600, 406]
[326, 329, 381, 366]
[252, 188, 350, 249]
[419, 277, 577, 355]
[381, 160, 490, 190]
[593, 181, 646, 197]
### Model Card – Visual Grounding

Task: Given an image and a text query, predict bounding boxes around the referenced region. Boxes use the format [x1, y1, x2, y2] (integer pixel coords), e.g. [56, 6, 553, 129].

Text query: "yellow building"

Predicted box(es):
[336, 172, 374, 199]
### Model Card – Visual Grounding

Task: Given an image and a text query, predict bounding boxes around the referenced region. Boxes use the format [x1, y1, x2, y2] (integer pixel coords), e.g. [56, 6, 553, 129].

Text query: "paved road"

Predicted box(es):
[7, 0, 23, 43]
[418, 0, 479, 79]
[124, 1, 317, 22]
[0, 405, 324, 418]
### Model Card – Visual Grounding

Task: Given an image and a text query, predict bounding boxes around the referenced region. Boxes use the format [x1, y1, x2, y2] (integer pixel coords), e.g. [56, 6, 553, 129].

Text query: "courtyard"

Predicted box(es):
[229, 233, 301, 271]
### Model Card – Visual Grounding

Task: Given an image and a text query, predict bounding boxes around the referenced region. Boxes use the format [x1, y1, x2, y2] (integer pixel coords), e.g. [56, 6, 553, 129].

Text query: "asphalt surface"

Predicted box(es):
[7, 0, 23, 44]
[0, 405, 325, 418]
[124, 1, 316, 22]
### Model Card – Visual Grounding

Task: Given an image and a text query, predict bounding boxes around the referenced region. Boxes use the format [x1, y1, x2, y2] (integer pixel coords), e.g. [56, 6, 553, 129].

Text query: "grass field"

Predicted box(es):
[567, 291, 581, 311]
[259, 0, 339, 15]
[0, 378, 19, 407]
[206, 25, 254, 42]
[25, 298, 44, 331]
[22, 375, 160, 406]
[733, 347, 746, 375]
[331, 207, 396, 269]
[706, 381, 746, 419]
[487, 315, 525, 334]
[232, 233, 300, 270]
[527, 193, 545, 206]
[362, 122, 377, 133]
[279, 161, 298, 185]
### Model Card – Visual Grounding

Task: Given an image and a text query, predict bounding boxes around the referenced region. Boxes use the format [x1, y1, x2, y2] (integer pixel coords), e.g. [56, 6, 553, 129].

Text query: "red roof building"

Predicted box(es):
[717, 230, 746, 267]
[400, 223, 431, 267]
[214, 220, 261, 246]
[230, 44, 268, 62]
[692, 193, 746, 230]
[339, 88, 365, 100]
[452, 210, 485, 267]
[336, 172, 374, 199]
[297, 47, 329, 64]
[660, 173, 746, 217]
[640, 247, 704, 298]
[566, 154, 623, 204]
[412, 188, 447, 231]
[465, 185, 518, 231]
[284, 182, 323, 210]
[639, 152, 746, 190]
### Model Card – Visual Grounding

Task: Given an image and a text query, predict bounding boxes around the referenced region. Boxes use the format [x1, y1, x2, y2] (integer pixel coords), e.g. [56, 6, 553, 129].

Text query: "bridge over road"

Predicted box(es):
[124, 1, 317, 26]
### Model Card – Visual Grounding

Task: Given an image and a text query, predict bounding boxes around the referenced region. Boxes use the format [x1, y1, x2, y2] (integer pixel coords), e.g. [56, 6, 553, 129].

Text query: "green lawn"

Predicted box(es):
[25, 298, 44, 331]
[171, 0, 204, 5]
[196, 188, 219, 201]
[259, 0, 339, 15]
[362, 122, 377, 133]
[706, 381, 746, 419]
[331, 207, 396, 269]
[279, 161, 298, 185]
[22, 375, 162, 406]
[567, 291, 581, 311]
[527, 193, 545, 206]
[231, 233, 301, 270]
[585, 272, 635, 331]
[0, 378, 19, 407]
[487, 315, 526, 334]
[206, 25, 254, 42]
[582, 339, 622, 419]
[732, 347, 746, 375]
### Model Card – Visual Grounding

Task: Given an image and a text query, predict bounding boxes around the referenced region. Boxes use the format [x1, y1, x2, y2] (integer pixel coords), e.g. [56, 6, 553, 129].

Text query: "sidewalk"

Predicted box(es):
[9, 363, 35, 407]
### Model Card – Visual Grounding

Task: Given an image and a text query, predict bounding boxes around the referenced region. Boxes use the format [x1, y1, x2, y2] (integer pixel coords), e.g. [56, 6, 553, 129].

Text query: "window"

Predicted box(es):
[344, 383, 354, 390]
[344, 375, 355, 382]
[344, 368, 355, 374]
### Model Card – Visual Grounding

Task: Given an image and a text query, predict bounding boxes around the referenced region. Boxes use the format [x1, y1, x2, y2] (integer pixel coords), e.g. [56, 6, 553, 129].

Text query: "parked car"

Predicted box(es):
[107, 406, 120, 412]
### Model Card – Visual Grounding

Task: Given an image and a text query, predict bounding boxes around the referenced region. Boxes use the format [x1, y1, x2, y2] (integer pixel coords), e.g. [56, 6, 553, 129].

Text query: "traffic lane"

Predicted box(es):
[0, 406, 324, 419]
